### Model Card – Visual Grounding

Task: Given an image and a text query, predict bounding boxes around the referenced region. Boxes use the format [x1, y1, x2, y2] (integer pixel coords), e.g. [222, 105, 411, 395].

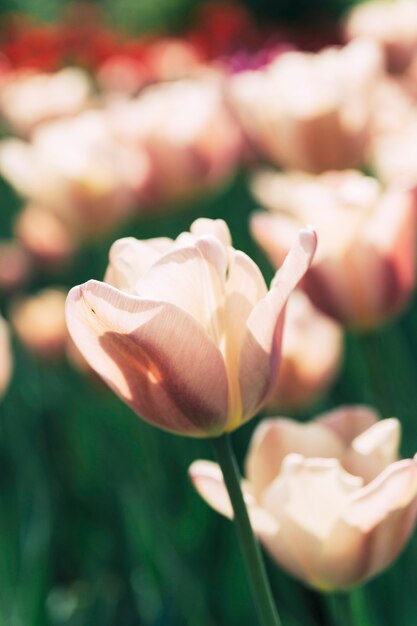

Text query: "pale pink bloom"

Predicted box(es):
[369, 76, 415, 137]
[267, 290, 343, 411]
[250, 168, 416, 329]
[0, 110, 151, 235]
[229, 39, 382, 172]
[65, 218, 316, 436]
[371, 116, 417, 187]
[14, 203, 77, 266]
[0, 241, 31, 291]
[190, 407, 417, 590]
[107, 77, 243, 204]
[345, 0, 417, 72]
[11, 288, 68, 359]
[0, 68, 92, 137]
[0, 314, 12, 399]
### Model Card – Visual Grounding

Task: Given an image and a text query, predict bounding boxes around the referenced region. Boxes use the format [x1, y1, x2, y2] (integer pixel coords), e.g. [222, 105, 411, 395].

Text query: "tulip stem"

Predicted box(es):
[211, 433, 281, 626]
[327, 591, 357, 626]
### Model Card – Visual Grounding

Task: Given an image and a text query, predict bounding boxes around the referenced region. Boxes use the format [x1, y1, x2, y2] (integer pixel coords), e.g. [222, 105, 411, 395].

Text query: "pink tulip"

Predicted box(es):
[107, 77, 243, 204]
[11, 288, 68, 359]
[267, 290, 343, 411]
[65, 219, 316, 436]
[229, 39, 382, 172]
[0, 110, 151, 235]
[190, 406, 417, 590]
[0, 314, 12, 399]
[345, 0, 417, 72]
[250, 169, 416, 329]
[0, 68, 92, 137]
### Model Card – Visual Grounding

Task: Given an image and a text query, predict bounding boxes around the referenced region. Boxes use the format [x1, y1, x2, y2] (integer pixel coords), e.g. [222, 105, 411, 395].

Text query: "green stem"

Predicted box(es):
[211, 433, 281, 626]
[327, 592, 356, 626]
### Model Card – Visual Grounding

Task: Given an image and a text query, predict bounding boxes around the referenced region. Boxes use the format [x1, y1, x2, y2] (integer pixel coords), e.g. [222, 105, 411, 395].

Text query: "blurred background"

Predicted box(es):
[2, 0, 417, 624]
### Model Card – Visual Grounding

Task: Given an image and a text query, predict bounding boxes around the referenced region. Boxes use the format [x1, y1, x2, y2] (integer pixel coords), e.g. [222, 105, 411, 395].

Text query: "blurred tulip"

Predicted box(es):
[345, 0, 417, 72]
[190, 406, 417, 590]
[229, 39, 382, 172]
[0, 110, 151, 235]
[107, 77, 242, 204]
[369, 76, 414, 137]
[267, 290, 343, 411]
[250, 169, 417, 329]
[14, 203, 77, 266]
[0, 314, 12, 399]
[371, 116, 417, 187]
[0, 241, 31, 290]
[0, 67, 92, 137]
[11, 288, 68, 359]
[66, 218, 316, 436]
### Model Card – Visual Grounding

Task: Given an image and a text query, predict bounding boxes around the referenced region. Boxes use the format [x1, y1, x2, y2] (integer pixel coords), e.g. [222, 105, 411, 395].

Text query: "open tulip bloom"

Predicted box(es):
[66, 217, 316, 626]
[190, 406, 417, 592]
[65, 218, 316, 437]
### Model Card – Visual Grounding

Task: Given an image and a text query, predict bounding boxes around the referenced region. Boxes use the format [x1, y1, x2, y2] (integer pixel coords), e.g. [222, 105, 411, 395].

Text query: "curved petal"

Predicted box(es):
[316, 405, 379, 445]
[136, 236, 228, 342]
[190, 218, 232, 246]
[66, 280, 229, 436]
[238, 227, 317, 422]
[324, 458, 417, 586]
[223, 249, 268, 428]
[245, 418, 344, 501]
[189, 460, 278, 536]
[104, 236, 173, 292]
[261, 454, 363, 589]
[345, 418, 400, 484]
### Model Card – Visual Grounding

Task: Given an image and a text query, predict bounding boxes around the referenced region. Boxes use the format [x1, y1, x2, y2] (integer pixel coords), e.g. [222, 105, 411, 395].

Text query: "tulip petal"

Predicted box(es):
[345, 418, 400, 483]
[190, 218, 232, 246]
[245, 418, 344, 500]
[66, 280, 229, 436]
[189, 460, 279, 536]
[261, 454, 363, 588]
[238, 227, 317, 422]
[104, 236, 173, 292]
[317, 405, 379, 445]
[324, 458, 417, 586]
[135, 236, 228, 342]
[250, 212, 300, 269]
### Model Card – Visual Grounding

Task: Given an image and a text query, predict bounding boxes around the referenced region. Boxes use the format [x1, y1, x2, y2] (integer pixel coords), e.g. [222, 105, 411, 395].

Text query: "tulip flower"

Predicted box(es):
[107, 77, 243, 204]
[11, 288, 68, 359]
[0, 314, 12, 399]
[345, 0, 417, 73]
[14, 203, 77, 266]
[0, 110, 151, 235]
[0, 67, 92, 137]
[250, 168, 416, 329]
[267, 290, 343, 411]
[371, 116, 417, 187]
[190, 406, 417, 590]
[65, 218, 316, 436]
[229, 39, 382, 172]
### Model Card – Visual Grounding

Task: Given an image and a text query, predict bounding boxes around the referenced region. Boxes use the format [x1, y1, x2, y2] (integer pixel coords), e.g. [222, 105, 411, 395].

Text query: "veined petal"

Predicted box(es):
[189, 460, 278, 536]
[104, 236, 173, 293]
[136, 236, 228, 342]
[238, 228, 317, 422]
[223, 249, 268, 427]
[66, 280, 229, 436]
[245, 418, 344, 501]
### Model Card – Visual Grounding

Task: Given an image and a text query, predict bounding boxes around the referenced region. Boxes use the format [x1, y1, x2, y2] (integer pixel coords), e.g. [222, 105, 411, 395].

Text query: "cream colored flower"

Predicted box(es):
[190, 407, 417, 590]
[66, 218, 316, 436]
